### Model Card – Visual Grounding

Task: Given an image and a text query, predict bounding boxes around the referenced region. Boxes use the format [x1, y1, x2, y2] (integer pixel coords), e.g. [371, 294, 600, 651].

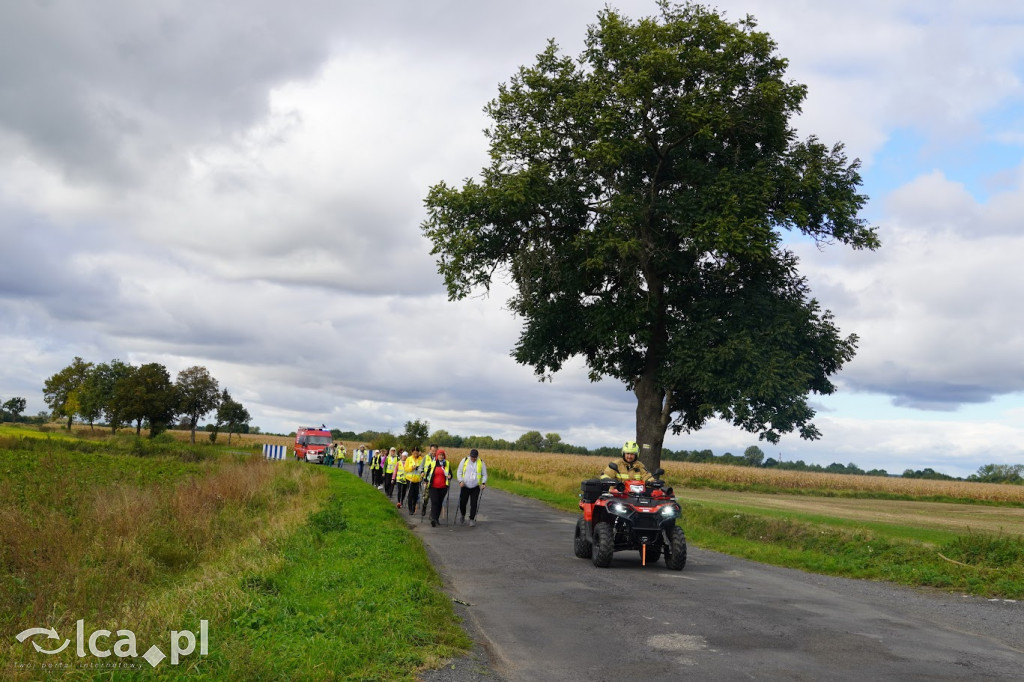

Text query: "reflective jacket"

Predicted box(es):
[394, 458, 409, 483]
[457, 458, 487, 487]
[424, 458, 452, 488]
[385, 453, 398, 474]
[405, 455, 425, 483]
[602, 457, 653, 482]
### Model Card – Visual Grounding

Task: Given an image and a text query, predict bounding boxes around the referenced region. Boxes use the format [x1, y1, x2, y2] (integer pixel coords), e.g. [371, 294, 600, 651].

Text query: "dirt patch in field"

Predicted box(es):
[678, 489, 1024, 536]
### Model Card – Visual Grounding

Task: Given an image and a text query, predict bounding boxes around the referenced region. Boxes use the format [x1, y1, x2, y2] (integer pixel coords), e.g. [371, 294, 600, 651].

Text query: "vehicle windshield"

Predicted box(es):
[306, 436, 332, 446]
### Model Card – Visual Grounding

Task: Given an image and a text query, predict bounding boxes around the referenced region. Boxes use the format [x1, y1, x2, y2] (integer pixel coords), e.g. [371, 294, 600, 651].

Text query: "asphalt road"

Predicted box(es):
[412, 485, 1024, 682]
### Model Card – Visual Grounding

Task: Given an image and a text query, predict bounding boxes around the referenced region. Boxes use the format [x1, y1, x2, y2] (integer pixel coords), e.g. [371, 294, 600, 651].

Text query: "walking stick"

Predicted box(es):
[445, 481, 452, 527]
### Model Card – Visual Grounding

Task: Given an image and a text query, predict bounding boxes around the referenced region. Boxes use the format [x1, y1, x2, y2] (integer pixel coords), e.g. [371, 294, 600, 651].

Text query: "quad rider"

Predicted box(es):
[602, 441, 654, 484]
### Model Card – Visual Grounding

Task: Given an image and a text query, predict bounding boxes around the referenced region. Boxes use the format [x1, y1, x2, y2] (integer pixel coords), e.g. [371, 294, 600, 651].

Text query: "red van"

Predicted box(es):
[295, 426, 332, 463]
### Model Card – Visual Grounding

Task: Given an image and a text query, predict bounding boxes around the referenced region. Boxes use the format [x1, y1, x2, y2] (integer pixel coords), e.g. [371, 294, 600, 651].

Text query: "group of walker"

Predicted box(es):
[348, 443, 487, 527]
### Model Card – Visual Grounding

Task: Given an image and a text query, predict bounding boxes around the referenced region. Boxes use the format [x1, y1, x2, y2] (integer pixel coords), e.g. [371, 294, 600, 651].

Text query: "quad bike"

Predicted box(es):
[574, 462, 687, 570]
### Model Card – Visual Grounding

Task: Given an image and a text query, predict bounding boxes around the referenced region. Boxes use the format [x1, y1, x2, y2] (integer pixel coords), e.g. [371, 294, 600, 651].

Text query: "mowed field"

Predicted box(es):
[676, 488, 1024, 536]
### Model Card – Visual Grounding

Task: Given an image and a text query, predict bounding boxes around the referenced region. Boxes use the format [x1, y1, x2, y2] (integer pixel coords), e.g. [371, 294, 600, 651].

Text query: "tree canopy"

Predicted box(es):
[422, 2, 878, 470]
[176, 365, 221, 443]
[43, 356, 93, 429]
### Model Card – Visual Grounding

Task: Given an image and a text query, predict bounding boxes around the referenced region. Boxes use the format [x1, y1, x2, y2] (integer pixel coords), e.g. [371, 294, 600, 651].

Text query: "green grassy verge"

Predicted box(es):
[128, 469, 471, 681]
[489, 470, 1024, 599]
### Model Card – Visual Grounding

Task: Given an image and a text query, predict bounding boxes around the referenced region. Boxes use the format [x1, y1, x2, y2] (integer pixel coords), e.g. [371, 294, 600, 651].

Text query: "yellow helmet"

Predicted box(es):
[622, 441, 640, 456]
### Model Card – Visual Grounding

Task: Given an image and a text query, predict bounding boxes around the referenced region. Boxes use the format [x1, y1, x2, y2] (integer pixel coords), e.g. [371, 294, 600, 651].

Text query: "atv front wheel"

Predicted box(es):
[574, 518, 593, 559]
[592, 522, 614, 568]
[664, 526, 687, 570]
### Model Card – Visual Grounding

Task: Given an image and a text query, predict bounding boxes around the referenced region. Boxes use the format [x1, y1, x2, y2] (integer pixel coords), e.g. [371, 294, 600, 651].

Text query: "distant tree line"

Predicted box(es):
[42, 357, 251, 442]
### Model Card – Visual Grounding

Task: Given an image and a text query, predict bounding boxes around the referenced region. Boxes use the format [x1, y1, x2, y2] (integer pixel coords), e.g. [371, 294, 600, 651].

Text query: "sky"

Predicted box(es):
[2, 0, 1023, 478]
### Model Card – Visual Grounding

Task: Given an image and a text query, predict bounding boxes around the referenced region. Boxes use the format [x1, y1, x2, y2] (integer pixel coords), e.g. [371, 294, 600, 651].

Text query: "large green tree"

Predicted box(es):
[422, 3, 879, 471]
[42, 356, 93, 429]
[175, 365, 221, 443]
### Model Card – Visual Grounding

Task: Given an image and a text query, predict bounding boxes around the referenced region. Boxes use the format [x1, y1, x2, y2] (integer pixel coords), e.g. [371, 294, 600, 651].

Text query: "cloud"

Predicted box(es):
[797, 165, 1024, 411]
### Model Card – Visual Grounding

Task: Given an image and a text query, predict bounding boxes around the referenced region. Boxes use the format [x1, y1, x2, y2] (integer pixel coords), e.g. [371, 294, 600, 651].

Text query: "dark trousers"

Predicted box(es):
[428, 486, 448, 523]
[459, 486, 481, 519]
[357, 462, 364, 478]
[406, 482, 421, 513]
[384, 475, 395, 498]
[396, 481, 408, 505]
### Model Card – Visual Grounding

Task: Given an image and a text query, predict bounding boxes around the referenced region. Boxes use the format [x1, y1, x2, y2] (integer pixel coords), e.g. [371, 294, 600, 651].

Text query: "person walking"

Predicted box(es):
[457, 448, 488, 526]
[355, 446, 367, 480]
[336, 443, 347, 469]
[372, 448, 386, 489]
[420, 444, 438, 519]
[393, 450, 410, 508]
[404, 446, 425, 515]
[384, 447, 399, 499]
[423, 448, 453, 527]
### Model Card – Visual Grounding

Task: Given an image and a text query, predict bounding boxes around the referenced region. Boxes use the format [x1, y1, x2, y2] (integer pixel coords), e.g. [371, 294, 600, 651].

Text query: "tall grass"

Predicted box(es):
[0, 434, 323, 645]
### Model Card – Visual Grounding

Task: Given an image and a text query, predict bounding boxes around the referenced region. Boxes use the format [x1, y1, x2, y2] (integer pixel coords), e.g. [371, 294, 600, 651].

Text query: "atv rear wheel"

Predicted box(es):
[574, 518, 593, 559]
[664, 526, 687, 570]
[592, 522, 614, 568]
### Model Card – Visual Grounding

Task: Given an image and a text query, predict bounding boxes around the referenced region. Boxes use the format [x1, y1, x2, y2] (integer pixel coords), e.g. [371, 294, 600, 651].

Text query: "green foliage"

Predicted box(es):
[0, 397, 26, 422]
[370, 432, 398, 452]
[423, 2, 879, 468]
[743, 445, 765, 466]
[215, 388, 251, 445]
[515, 430, 545, 451]
[903, 467, 958, 481]
[401, 418, 430, 450]
[112, 362, 178, 436]
[42, 356, 93, 429]
[968, 463, 1024, 484]
[176, 365, 221, 443]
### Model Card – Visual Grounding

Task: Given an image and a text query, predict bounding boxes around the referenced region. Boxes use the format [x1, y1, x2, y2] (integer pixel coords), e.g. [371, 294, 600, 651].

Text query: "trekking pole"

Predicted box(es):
[445, 481, 452, 527]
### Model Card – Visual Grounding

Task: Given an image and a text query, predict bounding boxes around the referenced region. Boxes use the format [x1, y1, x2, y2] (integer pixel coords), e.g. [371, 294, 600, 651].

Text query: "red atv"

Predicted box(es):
[574, 463, 687, 570]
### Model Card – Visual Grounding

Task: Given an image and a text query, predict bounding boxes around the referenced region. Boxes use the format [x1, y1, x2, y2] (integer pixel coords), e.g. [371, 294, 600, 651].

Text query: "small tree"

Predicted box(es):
[743, 445, 765, 467]
[175, 366, 221, 443]
[402, 419, 430, 451]
[2, 397, 26, 422]
[516, 430, 545, 451]
[43, 357, 93, 429]
[215, 389, 250, 445]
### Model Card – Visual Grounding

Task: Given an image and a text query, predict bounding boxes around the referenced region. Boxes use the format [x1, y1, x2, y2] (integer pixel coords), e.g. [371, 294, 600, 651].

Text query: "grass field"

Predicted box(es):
[0, 427, 468, 680]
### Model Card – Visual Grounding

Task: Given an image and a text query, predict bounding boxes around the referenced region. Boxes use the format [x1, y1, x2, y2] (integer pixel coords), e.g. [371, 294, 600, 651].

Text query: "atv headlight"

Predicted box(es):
[660, 504, 681, 518]
[609, 502, 631, 516]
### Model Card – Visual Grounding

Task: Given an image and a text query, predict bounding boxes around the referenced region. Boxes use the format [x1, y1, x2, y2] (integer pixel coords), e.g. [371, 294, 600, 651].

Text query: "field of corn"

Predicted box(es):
[463, 449, 1024, 504]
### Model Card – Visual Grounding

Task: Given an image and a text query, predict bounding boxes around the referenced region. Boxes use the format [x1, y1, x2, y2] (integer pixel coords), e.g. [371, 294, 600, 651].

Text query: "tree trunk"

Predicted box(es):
[634, 370, 671, 473]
